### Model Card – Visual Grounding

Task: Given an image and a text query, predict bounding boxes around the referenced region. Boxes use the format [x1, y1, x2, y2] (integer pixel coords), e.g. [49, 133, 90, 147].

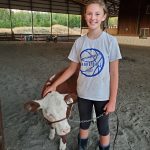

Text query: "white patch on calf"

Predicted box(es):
[34, 91, 71, 150]
[49, 74, 56, 81]
[43, 92, 67, 121]
[35, 91, 70, 136]
[45, 75, 56, 86]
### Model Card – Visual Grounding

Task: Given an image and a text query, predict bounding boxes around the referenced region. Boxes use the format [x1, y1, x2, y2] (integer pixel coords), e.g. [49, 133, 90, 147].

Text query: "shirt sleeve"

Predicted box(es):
[68, 40, 80, 63]
[109, 37, 122, 62]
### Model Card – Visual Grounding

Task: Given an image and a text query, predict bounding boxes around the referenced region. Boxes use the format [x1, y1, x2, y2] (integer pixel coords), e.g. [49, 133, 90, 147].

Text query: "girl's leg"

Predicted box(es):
[78, 98, 93, 149]
[94, 101, 110, 148]
[99, 134, 110, 148]
[79, 128, 89, 139]
[78, 97, 93, 138]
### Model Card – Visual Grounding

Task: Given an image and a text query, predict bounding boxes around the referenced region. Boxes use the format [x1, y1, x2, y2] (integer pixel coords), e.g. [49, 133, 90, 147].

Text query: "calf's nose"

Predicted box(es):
[59, 126, 70, 135]
[62, 127, 70, 133]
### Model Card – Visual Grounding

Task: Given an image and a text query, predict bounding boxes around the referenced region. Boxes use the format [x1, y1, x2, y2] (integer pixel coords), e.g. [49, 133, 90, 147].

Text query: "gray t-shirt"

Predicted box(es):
[68, 32, 122, 101]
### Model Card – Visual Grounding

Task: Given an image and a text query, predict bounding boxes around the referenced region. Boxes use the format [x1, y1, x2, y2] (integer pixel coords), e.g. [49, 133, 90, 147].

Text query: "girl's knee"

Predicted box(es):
[79, 128, 89, 139]
[99, 134, 110, 148]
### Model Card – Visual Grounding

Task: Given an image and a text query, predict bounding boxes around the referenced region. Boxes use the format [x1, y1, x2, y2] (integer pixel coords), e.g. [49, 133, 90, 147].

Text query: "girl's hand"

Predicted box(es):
[43, 85, 56, 97]
[103, 101, 116, 115]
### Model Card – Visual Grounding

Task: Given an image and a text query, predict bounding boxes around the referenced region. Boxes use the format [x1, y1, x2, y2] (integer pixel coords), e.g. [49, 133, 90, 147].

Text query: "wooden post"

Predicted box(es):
[0, 100, 5, 150]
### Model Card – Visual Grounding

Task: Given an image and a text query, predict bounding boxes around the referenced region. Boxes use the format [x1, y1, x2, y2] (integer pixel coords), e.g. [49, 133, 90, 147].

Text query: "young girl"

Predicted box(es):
[43, 0, 122, 149]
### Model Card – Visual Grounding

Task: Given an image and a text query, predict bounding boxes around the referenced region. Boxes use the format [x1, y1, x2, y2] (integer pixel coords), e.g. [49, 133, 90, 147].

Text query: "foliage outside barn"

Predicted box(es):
[0, 8, 118, 35]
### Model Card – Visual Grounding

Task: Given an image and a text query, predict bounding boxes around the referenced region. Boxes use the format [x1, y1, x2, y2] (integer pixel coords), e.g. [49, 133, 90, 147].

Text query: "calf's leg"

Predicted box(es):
[59, 138, 66, 150]
[49, 127, 55, 140]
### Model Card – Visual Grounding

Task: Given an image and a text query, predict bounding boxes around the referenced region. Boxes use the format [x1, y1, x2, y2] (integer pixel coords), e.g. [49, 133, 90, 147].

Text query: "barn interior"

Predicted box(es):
[0, 0, 150, 45]
[0, 0, 150, 150]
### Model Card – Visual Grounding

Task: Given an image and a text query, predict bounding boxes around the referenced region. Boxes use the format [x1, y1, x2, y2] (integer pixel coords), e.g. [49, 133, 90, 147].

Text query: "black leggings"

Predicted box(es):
[78, 97, 109, 136]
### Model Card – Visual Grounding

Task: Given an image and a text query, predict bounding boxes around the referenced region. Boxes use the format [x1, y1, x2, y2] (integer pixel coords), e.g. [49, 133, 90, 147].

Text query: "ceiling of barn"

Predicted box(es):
[0, 0, 120, 16]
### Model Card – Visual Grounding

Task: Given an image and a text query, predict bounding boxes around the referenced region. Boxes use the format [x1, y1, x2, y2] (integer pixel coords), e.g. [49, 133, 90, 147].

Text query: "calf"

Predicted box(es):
[24, 68, 79, 150]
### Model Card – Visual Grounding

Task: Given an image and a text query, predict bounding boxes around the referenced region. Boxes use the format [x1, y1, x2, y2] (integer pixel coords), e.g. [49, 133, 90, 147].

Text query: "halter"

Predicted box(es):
[46, 117, 67, 125]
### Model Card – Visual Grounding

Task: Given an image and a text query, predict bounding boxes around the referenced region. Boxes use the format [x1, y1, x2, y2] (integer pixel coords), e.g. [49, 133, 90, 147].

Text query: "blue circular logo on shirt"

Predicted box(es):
[80, 48, 104, 77]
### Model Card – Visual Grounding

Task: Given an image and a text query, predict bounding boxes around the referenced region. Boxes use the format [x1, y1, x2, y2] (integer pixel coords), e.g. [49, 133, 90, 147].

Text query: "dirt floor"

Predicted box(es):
[0, 42, 150, 150]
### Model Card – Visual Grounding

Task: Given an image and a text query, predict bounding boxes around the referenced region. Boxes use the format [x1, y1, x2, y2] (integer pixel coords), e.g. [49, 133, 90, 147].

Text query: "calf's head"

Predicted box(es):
[24, 91, 72, 136]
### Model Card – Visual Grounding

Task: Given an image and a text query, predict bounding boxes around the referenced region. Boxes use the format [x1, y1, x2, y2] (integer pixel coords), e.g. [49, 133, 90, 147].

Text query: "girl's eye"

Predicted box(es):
[96, 13, 100, 16]
[87, 13, 92, 16]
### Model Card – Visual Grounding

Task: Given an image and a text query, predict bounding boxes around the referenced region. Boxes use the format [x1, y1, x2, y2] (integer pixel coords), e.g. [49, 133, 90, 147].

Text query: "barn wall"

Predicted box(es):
[118, 0, 150, 36]
[139, 0, 150, 28]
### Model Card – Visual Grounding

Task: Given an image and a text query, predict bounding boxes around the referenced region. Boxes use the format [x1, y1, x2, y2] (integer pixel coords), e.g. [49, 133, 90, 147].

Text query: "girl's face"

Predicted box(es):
[85, 3, 106, 30]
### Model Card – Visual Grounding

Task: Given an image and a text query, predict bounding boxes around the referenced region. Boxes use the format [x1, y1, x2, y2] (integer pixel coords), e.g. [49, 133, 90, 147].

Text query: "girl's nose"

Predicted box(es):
[91, 14, 96, 20]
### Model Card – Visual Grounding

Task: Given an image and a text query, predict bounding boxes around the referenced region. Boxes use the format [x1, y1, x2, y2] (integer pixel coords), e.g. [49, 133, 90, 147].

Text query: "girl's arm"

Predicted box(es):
[43, 61, 79, 96]
[104, 60, 119, 114]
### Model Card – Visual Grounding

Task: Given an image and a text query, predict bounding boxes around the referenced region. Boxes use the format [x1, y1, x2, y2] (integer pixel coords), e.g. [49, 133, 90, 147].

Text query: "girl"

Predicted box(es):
[43, 0, 122, 149]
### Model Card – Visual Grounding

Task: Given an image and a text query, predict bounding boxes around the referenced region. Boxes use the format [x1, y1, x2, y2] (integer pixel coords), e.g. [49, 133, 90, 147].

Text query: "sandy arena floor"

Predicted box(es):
[0, 42, 150, 150]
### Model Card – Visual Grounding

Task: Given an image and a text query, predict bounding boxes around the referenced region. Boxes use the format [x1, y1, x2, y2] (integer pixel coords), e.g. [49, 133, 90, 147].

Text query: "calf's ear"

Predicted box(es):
[64, 94, 78, 104]
[24, 101, 40, 112]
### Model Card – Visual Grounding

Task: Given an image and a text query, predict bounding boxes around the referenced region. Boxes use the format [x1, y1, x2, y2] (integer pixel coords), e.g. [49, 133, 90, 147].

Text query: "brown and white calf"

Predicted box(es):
[24, 68, 79, 150]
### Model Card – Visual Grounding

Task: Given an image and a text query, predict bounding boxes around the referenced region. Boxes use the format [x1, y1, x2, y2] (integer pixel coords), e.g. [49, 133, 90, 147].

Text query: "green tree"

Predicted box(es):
[69, 14, 81, 28]
[108, 17, 118, 27]
[33, 12, 51, 27]
[0, 8, 81, 29]
[0, 8, 11, 28]
[12, 11, 31, 27]
[52, 13, 68, 26]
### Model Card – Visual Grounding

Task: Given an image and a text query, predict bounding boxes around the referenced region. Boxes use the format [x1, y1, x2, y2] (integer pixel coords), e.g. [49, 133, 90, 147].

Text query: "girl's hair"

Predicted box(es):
[85, 0, 108, 15]
[84, 0, 109, 30]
